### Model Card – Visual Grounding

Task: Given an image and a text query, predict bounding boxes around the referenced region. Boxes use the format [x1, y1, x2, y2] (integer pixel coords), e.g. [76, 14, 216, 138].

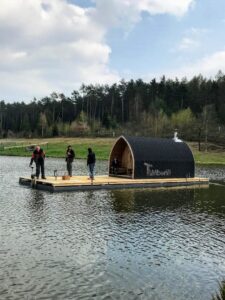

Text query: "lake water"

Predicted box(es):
[0, 156, 225, 300]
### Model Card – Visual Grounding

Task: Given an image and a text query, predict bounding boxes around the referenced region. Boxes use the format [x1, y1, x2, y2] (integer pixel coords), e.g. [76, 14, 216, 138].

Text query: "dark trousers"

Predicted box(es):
[36, 161, 45, 178]
[88, 163, 95, 179]
[112, 166, 118, 174]
[67, 161, 73, 176]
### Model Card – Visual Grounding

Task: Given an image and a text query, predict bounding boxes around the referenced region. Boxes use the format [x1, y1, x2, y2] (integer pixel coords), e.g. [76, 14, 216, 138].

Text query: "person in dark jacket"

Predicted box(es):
[66, 145, 75, 177]
[111, 157, 119, 174]
[87, 148, 96, 180]
[29, 145, 46, 179]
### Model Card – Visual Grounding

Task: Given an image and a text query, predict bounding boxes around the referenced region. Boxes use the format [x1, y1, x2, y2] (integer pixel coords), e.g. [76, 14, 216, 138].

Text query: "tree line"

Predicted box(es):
[1, 71, 225, 147]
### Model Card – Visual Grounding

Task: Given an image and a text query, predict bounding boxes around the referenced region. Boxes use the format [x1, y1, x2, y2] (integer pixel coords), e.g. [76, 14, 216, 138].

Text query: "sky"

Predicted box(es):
[1, 0, 225, 102]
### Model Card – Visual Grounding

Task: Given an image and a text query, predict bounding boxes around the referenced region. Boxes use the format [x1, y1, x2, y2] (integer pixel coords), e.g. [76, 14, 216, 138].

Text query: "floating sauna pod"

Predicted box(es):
[108, 135, 195, 179]
[19, 135, 208, 192]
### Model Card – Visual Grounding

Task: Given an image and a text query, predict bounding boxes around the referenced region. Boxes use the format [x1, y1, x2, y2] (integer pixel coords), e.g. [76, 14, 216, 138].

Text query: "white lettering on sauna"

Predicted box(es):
[144, 163, 171, 177]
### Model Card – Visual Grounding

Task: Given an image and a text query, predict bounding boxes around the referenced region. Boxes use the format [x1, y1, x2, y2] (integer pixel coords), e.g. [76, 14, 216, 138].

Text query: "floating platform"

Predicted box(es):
[19, 175, 209, 193]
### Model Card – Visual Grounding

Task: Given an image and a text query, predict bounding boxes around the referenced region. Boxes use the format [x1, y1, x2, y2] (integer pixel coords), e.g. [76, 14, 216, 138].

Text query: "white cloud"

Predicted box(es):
[178, 37, 200, 51]
[175, 27, 210, 52]
[0, 0, 118, 101]
[0, 70, 54, 101]
[152, 50, 225, 80]
[0, 0, 195, 101]
[184, 50, 225, 77]
[136, 0, 195, 16]
[92, 0, 195, 29]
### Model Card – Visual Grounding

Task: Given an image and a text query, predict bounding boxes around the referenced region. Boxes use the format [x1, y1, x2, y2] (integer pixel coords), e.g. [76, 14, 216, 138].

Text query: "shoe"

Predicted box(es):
[42, 177, 46, 179]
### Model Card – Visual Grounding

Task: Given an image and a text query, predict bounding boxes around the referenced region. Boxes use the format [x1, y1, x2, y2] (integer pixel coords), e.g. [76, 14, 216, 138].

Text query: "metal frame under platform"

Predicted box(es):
[19, 175, 209, 193]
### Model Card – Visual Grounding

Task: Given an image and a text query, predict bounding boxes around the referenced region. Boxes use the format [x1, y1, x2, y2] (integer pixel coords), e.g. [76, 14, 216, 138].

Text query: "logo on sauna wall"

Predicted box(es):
[144, 163, 171, 177]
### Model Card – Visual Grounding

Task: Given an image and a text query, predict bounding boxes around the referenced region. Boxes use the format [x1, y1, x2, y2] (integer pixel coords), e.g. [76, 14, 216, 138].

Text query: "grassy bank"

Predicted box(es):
[0, 138, 114, 160]
[1, 138, 225, 164]
[189, 142, 225, 165]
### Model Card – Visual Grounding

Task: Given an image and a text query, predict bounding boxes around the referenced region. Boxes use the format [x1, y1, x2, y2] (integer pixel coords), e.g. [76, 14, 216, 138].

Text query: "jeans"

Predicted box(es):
[36, 161, 45, 178]
[88, 163, 95, 179]
[67, 161, 73, 176]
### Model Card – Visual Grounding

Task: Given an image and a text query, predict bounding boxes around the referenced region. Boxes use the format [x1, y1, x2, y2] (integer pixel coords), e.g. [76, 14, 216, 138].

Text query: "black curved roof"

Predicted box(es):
[123, 136, 194, 163]
[109, 135, 195, 178]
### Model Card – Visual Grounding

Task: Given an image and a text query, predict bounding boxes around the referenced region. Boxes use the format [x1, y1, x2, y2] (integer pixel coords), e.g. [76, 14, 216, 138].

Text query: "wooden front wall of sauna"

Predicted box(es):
[109, 139, 133, 176]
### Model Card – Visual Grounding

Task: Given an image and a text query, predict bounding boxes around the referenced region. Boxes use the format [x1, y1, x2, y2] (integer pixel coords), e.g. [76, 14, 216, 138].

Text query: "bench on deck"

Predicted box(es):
[110, 167, 133, 176]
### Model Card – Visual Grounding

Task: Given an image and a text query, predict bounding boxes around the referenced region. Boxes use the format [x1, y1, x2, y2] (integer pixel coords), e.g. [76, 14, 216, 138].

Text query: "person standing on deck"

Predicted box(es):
[66, 145, 75, 177]
[87, 148, 96, 180]
[29, 145, 46, 179]
[111, 157, 119, 174]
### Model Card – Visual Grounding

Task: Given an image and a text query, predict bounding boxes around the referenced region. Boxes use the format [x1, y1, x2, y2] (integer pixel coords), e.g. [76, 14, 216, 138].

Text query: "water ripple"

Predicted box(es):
[1, 157, 225, 299]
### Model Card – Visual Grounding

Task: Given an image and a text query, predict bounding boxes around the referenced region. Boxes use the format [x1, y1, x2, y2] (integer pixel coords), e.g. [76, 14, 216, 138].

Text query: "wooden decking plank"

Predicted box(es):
[19, 176, 208, 187]
[19, 175, 209, 192]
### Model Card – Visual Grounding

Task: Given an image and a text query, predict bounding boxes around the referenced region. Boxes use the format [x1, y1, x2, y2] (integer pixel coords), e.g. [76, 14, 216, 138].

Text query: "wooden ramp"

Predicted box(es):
[19, 175, 209, 193]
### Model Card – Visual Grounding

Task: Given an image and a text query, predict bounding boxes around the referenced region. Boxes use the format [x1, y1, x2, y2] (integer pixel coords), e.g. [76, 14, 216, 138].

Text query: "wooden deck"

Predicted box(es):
[19, 175, 209, 192]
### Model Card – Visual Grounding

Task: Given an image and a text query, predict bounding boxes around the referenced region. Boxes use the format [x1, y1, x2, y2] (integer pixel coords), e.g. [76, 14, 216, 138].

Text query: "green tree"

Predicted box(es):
[39, 112, 48, 137]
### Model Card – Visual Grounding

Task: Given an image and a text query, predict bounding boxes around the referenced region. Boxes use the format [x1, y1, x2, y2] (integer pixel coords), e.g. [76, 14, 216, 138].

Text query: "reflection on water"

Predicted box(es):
[111, 185, 225, 216]
[28, 190, 45, 212]
[111, 188, 196, 213]
[0, 156, 225, 300]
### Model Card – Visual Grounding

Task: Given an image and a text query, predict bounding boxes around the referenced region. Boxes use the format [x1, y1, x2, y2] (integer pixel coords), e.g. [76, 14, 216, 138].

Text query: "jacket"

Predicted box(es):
[66, 149, 75, 162]
[87, 152, 96, 165]
[30, 148, 45, 164]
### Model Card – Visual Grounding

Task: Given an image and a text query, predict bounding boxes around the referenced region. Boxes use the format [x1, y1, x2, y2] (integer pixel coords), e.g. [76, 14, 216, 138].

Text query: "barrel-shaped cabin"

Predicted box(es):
[108, 135, 194, 179]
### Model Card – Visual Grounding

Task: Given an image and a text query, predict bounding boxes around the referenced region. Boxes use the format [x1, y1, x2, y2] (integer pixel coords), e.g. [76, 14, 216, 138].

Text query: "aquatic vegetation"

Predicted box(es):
[212, 281, 225, 300]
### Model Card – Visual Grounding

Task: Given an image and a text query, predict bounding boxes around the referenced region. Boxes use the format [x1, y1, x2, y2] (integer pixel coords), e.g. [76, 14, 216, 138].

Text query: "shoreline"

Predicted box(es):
[0, 153, 225, 166]
[1, 137, 225, 165]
